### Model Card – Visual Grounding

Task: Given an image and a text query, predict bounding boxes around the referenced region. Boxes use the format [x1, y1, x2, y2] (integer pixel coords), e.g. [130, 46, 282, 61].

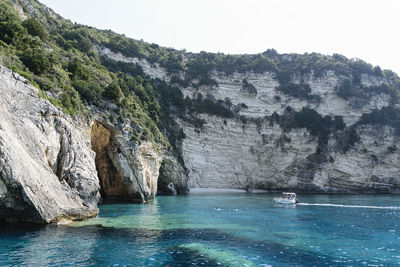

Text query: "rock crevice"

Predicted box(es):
[0, 66, 100, 223]
[90, 121, 128, 200]
[90, 119, 162, 202]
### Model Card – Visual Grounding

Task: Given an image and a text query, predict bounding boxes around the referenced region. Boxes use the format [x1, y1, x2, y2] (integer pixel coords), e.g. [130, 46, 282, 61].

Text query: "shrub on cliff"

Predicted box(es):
[0, 2, 25, 45]
[22, 18, 48, 40]
[336, 79, 398, 106]
[103, 82, 123, 103]
[280, 107, 345, 145]
[277, 83, 315, 101]
[357, 106, 400, 134]
[19, 48, 51, 75]
[242, 79, 257, 95]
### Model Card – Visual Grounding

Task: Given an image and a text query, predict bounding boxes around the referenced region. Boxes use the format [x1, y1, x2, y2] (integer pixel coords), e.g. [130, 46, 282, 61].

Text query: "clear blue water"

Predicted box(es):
[1, 193, 400, 266]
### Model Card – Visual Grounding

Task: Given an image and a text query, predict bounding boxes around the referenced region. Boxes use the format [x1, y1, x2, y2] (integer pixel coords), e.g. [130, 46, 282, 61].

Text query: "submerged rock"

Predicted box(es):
[167, 183, 177, 195]
[169, 243, 257, 267]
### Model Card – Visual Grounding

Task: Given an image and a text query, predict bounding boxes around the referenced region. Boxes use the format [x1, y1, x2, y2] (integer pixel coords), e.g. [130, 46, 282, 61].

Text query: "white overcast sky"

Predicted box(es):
[39, 0, 400, 75]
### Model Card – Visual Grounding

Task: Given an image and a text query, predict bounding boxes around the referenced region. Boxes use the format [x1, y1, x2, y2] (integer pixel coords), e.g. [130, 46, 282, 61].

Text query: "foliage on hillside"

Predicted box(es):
[336, 79, 398, 106]
[278, 107, 345, 145]
[2, 0, 400, 154]
[0, 0, 237, 149]
[176, 49, 399, 96]
[241, 79, 257, 95]
[276, 82, 319, 101]
[357, 106, 400, 135]
[0, 0, 169, 146]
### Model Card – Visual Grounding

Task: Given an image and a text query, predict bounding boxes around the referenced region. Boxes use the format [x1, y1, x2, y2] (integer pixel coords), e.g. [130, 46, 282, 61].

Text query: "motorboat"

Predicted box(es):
[273, 192, 298, 204]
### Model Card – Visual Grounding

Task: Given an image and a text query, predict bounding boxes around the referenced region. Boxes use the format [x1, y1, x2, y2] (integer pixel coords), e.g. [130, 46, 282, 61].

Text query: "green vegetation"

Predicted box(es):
[101, 57, 144, 77]
[19, 47, 51, 75]
[336, 79, 398, 106]
[1, 0, 400, 155]
[0, 0, 168, 145]
[169, 56, 219, 88]
[276, 82, 320, 101]
[342, 127, 360, 152]
[101, 34, 183, 73]
[171, 49, 399, 104]
[241, 79, 257, 95]
[188, 94, 234, 118]
[279, 107, 345, 145]
[0, 0, 237, 149]
[357, 106, 400, 135]
[275, 106, 400, 153]
[22, 17, 48, 40]
[0, 2, 25, 44]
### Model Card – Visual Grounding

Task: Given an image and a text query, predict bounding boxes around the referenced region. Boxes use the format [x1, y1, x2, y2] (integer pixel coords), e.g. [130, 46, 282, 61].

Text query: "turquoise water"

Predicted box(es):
[1, 193, 400, 266]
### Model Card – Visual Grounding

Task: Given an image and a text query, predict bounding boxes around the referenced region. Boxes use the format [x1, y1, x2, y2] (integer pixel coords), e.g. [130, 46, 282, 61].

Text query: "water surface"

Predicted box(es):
[1, 193, 400, 266]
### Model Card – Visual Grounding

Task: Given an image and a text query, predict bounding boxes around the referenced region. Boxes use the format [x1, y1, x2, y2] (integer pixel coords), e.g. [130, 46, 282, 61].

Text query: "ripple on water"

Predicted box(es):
[1, 194, 400, 266]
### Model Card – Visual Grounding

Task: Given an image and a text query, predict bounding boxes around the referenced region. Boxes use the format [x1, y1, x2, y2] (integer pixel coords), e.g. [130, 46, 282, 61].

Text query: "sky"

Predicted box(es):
[39, 0, 400, 75]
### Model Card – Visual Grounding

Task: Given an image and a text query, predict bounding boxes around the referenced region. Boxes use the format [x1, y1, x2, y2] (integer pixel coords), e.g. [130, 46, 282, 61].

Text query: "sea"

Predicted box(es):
[1, 192, 400, 266]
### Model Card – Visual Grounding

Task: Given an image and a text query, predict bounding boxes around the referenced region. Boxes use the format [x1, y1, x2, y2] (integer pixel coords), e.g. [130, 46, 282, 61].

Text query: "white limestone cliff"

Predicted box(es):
[97, 46, 170, 81]
[90, 120, 162, 202]
[180, 115, 317, 190]
[0, 65, 167, 223]
[181, 70, 390, 125]
[0, 65, 100, 223]
[96, 51, 400, 193]
[178, 72, 399, 192]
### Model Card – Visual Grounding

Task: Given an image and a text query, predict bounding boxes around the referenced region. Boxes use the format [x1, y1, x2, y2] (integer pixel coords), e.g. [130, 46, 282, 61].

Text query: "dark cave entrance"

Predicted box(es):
[90, 121, 128, 200]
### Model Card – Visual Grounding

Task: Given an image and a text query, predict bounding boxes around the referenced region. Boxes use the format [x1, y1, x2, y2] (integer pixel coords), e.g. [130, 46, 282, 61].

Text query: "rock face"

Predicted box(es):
[90, 119, 162, 202]
[178, 71, 400, 192]
[158, 154, 188, 195]
[90, 121, 125, 199]
[1, 0, 398, 227]
[316, 125, 400, 193]
[1, 39, 399, 224]
[97, 46, 169, 81]
[180, 114, 400, 193]
[0, 66, 100, 223]
[180, 71, 391, 126]
[99, 50, 400, 193]
[180, 115, 316, 190]
[0, 65, 168, 223]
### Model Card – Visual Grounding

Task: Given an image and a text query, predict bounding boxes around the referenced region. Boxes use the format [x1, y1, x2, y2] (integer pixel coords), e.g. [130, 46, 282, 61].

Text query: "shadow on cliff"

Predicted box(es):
[90, 120, 130, 202]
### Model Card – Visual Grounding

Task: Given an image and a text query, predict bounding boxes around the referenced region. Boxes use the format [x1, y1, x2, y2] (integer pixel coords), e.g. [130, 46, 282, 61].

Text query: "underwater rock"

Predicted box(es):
[169, 243, 257, 267]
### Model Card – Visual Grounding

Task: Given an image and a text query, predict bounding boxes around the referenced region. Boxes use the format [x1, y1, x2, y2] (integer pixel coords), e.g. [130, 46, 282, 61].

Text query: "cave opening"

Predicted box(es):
[90, 121, 128, 200]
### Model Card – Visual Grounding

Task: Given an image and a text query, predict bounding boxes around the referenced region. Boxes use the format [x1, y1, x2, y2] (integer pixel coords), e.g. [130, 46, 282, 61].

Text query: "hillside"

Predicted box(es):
[2, 0, 399, 150]
[1, 0, 400, 223]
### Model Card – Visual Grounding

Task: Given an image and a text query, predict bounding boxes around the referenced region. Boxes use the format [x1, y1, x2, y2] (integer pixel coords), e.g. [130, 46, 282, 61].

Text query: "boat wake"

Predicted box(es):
[297, 203, 400, 210]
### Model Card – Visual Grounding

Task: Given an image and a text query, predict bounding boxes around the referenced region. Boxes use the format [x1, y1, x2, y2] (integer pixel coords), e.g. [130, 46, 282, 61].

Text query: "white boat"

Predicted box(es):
[273, 192, 298, 204]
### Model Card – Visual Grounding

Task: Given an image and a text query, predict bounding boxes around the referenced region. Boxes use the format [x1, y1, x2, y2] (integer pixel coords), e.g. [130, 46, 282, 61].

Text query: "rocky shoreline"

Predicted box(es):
[2, 61, 400, 224]
[0, 66, 186, 223]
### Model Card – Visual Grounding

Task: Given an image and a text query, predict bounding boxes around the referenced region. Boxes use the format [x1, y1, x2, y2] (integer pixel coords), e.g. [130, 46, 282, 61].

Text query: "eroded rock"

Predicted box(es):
[176, 72, 399, 193]
[91, 119, 162, 202]
[0, 66, 100, 223]
[90, 121, 128, 199]
[158, 154, 188, 194]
